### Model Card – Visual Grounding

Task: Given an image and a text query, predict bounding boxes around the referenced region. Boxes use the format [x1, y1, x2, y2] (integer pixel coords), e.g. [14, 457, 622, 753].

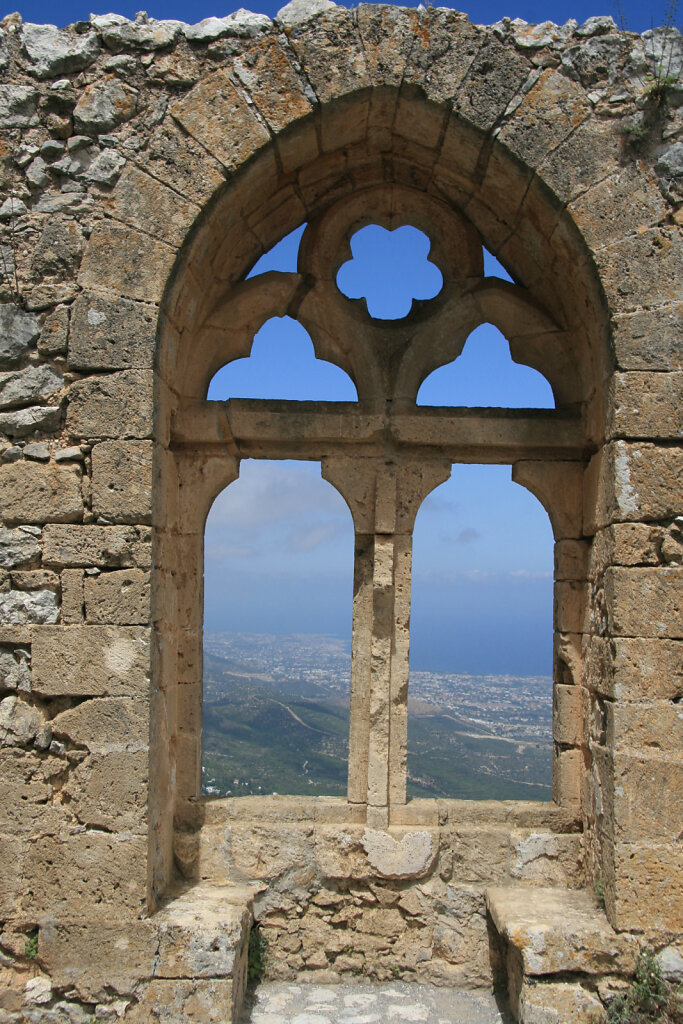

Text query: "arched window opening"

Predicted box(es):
[207, 316, 357, 401]
[407, 465, 554, 801]
[203, 459, 354, 798]
[336, 224, 443, 318]
[246, 223, 306, 277]
[416, 323, 555, 408]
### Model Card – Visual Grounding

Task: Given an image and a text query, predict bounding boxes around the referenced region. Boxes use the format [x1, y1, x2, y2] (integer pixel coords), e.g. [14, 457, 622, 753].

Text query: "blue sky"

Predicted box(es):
[204, 228, 556, 675]
[12, 0, 664, 34]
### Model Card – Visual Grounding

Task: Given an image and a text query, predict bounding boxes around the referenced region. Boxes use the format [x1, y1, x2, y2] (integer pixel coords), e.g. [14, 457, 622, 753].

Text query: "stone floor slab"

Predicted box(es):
[240, 981, 512, 1024]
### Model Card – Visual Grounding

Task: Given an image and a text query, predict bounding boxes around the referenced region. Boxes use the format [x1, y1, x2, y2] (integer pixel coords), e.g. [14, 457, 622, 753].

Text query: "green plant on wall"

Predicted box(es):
[606, 948, 683, 1023]
[247, 925, 268, 983]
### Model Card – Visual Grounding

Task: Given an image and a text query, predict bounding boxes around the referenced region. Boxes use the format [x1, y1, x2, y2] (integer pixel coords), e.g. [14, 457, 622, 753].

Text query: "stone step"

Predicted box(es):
[486, 885, 638, 1023]
[128, 883, 255, 1024]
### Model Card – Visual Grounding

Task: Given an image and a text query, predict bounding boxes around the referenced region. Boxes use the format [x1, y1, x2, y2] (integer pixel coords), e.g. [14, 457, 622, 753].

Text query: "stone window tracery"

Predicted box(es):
[172, 182, 588, 827]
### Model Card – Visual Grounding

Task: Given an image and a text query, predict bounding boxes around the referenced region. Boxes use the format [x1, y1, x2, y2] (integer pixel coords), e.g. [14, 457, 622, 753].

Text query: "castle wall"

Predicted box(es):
[0, 3, 680, 1019]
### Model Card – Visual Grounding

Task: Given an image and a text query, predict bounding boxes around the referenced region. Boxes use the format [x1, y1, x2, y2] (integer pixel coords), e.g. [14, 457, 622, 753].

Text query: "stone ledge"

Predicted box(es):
[486, 885, 638, 977]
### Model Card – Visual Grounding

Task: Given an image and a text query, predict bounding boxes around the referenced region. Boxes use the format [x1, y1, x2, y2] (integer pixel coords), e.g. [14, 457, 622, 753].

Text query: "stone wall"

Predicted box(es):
[0, 1, 681, 1020]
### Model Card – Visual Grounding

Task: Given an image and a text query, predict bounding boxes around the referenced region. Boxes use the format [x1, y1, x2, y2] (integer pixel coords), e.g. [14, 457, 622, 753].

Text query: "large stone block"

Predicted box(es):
[595, 746, 683, 843]
[404, 11, 481, 105]
[132, 115, 226, 209]
[286, 6, 370, 104]
[0, 461, 82, 525]
[605, 701, 683, 754]
[40, 919, 157, 1001]
[357, 4, 420, 87]
[31, 624, 150, 697]
[584, 442, 683, 531]
[611, 304, 682, 372]
[79, 221, 176, 304]
[497, 68, 591, 170]
[233, 36, 313, 134]
[597, 226, 683, 315]
[106, 164, 201, 249]
[60, 750, 149, 833]
[21, 830, 147, 917]
[589, 523, 662, 577]
[69, 292, 156, 370]
[607, 371, 683, 441]
[584, 636, 683, 702]
[607, 841, 683, 933]
[603, 566, 683, 638]
[66, 370, 154, 440]
[170, 68, 270, 172]
[128, 977, 237, 1024]
[42, 524, 151, 569]
[83, 568, 151, 625]
[91, 440, 153, 524]
[51, 695, 148, 753]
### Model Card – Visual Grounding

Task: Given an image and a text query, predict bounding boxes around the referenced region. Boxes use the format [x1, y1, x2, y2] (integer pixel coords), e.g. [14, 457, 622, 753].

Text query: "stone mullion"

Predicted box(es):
[388, 533, 413, 809]
[347, 533, 373, 805]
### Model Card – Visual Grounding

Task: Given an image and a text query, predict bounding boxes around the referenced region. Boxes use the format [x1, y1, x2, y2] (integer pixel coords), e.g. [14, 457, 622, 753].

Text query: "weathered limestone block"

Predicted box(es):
[73, 74, 137, 133]
[0, 525, 42, 568]
[61, 567, 84, 623]
[569, 163, 667, 251]
[132, 116, 226, 209]
[170, 69, 270, 172]
[42, 524, 151, 568]
[285, 5, 370, 104]
[497, 68, 590, 170]
[509, 831, 584, 888]
[61, 750, 149, 833]
[91, 440, 153, 524]
[602, 566, 683, 638]
[594, 747, 683, 843]
[84, 568, 150, 624]
[128, 977, 238, 1024]
[21, 831, 148, 916]
[233, 36, 313, 135]
[457, 33, 532, 131]
[606, 842, 683, 933]
[0, 305, 40, 367]
[611, 304, 683, 372]
[106, 165, 201, 249]
[552, 746, 581, 807]
[584, 442, 683, 531]
[596, 226, 683, 315]
[67, 370, 153, 440]
[79, 222, 177, 304]
[32, 215, 85, 287]
[69, 293, 156, 370]
[520, 979, 605, 1024]
[0, 835, 29, 917]
[538, 117, 621, 206]
[607, 371, 683, 441]
[40, 920, 157, 1002]
[39, 305, 70, 357]
[0, 748, 65, 833]
[553, 580, 587, 633]
[0, 461, 82, 525]
[361, 828, 437, 879]
[441, 824, 510, 884]
[553, 684, 582, 746]
[589, 523, 664, 577]
[51, 696, 148, 753]
[154, 884, 252, 980]
[31, 625, 150, 697]
[585, 636, 683, 701]
[487, 885, 637, 977]
[605, 700, 683, 753]
[357, 4, 419, 87]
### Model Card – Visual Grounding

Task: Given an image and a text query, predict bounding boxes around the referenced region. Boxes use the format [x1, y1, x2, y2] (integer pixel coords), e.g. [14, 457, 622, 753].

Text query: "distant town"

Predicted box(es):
[203, 632, 552, 802]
